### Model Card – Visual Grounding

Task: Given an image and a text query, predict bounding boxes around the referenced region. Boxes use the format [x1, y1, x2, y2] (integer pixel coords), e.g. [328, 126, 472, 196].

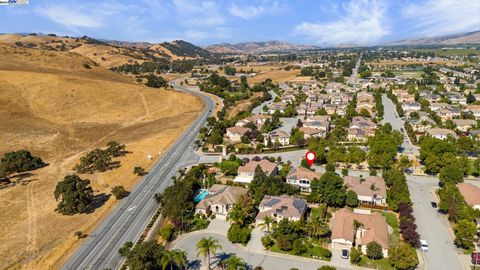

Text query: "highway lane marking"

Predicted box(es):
[126, 206, 137, 212]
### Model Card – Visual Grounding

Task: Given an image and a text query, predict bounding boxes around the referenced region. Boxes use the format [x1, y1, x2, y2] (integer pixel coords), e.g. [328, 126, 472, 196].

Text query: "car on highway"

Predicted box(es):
[431, 202, 438, 208]
[341, 248, 349, 259]
[420, 239, 429, 252]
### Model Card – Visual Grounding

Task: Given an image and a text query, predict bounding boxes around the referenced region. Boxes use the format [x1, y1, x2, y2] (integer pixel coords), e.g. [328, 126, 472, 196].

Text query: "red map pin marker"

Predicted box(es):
[305, 151, 316, 167]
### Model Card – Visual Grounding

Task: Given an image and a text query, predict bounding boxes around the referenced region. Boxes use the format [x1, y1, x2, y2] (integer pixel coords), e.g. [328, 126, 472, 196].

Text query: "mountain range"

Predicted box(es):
[204, 41, 318, 54]
[387, 31, 480, 46]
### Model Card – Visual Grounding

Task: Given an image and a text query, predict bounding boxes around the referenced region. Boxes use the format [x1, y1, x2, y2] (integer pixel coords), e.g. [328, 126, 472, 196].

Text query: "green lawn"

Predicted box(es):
[382, 212, 400, 246]
[358, 257, 393, 270]
[392, 70, 424, 79]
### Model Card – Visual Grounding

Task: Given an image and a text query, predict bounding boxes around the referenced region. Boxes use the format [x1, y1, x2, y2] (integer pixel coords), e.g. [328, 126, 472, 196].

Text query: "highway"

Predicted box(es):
[62, 82, 214, 270]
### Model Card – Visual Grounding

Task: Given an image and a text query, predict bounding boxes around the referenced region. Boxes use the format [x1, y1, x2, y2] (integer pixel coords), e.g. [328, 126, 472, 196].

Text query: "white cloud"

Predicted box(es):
[171, 0, 225, 26]
[36, 5, 103, 28]
[294, 0, 389, 45]
[403, 0, 480, 37]
[229, 1, 283, 20]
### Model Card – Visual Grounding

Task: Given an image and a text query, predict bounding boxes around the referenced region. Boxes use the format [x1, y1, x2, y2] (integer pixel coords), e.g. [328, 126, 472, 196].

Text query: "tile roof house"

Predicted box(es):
[402, 102, 421, 112]
[452, 119, 477, 132]
[264, 130, 290, 146]
[286, 167, 322, 193]
[267, 102, 287, 114]
[236, 115, 271, 129]
[466, 105, 480, 118]
[331, 208, 389, 257]
[233, 159, 278, 184]
[300, 126, 326, 139]
[195, 185, 248, 215]
[457, 183, 480, 210]
[226, 126, 251, 142]
[426, 128, 457, 140]
[256, 195, 307, 222]
[343, 176, 387, 206]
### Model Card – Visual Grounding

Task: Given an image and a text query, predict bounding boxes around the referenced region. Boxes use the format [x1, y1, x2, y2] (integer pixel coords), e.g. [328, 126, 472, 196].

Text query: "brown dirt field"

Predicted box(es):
[226, 92, 263, 119]
[0, 46, 203, 270]
[71, 44, 145, 68]
[247, 69, 300, 84]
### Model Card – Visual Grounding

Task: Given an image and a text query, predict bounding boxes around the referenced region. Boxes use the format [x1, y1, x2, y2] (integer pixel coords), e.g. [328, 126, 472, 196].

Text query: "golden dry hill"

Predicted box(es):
[0, 45, 203, 270]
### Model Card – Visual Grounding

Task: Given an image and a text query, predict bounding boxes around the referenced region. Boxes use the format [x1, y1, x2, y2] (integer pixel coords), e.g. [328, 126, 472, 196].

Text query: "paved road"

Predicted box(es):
[62, 82, 214, 270]
[407, 175, 464, 270]
[348, 52, 363, 86]
[381, 94, 419, 155]
[252, 90, 276, 114]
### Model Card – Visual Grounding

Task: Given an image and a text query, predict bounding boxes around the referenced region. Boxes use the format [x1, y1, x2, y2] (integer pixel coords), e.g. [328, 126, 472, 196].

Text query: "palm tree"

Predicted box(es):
[259, 216, 274, 232]
[172, 250, 187, 270]
[196, 237, 222, 270]
[221, 255, 247, 270]
[161, 250, 173, 270]
[307, 215, 329, 239]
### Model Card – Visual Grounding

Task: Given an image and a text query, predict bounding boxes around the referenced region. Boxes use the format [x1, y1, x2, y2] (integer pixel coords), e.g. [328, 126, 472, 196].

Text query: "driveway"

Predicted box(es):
[171, 219, 368, 270]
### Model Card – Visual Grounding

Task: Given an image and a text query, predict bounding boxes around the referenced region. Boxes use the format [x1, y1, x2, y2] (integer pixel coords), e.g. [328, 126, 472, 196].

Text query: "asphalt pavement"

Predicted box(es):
[62, 82, 214, 270]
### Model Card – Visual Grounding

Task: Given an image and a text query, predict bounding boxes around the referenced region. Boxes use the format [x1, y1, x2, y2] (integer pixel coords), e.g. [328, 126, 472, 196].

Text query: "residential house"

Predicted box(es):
[402, 102, 421, 112]
[343, 176, 387, 206]
[466, 105, 480, 118]
[426, 128, 457, 140]
[195, 185, 248, 216]
[430, 103, 450, 112]
[233, 159, 278, 184]
[264, 130, 290, 146]
[256, 195, 307, 223]
[452, 119, 477, 132]
[236, 115, 271, 129]
[447, 93, 467, 104]
[457, 183, 480, 210]
[286, 167, 322, 193]
[226, 126, 251, 142]
[267, 102, 287, 114]
[331, 208, 389, 257]
[436, 107, 461, 121]
[300, 126, 326, 139]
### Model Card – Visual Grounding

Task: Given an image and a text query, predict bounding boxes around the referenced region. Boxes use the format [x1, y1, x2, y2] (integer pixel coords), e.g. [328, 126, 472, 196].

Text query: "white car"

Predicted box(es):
[420, 239, 429, 252]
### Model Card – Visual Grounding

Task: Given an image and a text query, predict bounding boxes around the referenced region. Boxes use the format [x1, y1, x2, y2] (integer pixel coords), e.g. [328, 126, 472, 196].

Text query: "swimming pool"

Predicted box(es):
[194, 189, 209, 203]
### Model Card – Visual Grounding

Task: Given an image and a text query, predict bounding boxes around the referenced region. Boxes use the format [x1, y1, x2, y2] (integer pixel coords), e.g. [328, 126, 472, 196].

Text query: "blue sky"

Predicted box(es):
[0, 0, 479, 46]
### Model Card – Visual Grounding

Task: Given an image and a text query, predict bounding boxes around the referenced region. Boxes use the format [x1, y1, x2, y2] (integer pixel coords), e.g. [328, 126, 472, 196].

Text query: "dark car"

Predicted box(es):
[431, 202, 438, 208]
[472, 252, 480, 265]
[341, 248, 349, 259]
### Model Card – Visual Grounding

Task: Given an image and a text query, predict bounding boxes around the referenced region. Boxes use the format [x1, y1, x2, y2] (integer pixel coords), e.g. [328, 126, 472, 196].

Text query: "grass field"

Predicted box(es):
[0, 46, 204, 270]
[392, 70, 424, 78]
[414, 48, 480, 56]
[382, 212, 400, 246]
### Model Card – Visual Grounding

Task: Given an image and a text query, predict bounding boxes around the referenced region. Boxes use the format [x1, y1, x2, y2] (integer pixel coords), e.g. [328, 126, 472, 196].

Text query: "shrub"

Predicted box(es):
[291, 239, 306, 255]
[317, 266, 336, 270]
[133, 166, 146, 176]
[350, 246, 361, 264]
[111, 186, 129, 200]
[159, 224, 174, 241]
[366, 241, 383, 260]
[317, 246, 332, 259]
[227, 224, 251, 245]
[261, 235, 274, 249]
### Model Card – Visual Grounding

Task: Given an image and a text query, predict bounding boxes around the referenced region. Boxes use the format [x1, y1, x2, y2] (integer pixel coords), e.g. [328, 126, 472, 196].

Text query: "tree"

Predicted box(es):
[74, 231, 84, 239]
[261, 235, 274, 249]
[317, 267, 336, 270]
[308, 172, 346, 207]
[106, 141, 126, 157]
[0, 150, 43, 177]
[134, 166, 146, 176]
[366, 241, 383, 260]
[227, 224, 251, 245]
[172, 250, 187, 270]
[342, 168, 348, 176]
[123, 241, 164, 270]
[467, 92, 476, 103]
[454, 219, 477, 250]
[161, 250, 173, 270]
[145, 74, 167, 88]
[345, 190, 359, 207]
[350, 247, 362, 264]
[221, 255, 247, 270]
[196, 237, 222, 270]
[111, 185, 128, 200]
[388, 243, 419, 270]
[259, 215, 274, 232]
[54, 175, 93, 215]
[325, 163, 335, 172]
[439, 163, 464, 185]
[159, 224, 175, 242]
[307, 214, 330, 239]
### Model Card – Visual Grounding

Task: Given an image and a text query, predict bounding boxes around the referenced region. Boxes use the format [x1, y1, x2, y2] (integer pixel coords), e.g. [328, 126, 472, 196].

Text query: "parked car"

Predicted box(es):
[431, 202, 438, 208]
[420, 239, 429, 252]
[472, 253, 480, 265]
[341, 248, 349, 259]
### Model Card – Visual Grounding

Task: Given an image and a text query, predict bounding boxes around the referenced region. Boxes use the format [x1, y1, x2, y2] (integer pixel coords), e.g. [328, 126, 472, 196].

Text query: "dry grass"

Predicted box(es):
[0, 46, 203, 270]
[226, 92, 263, 119]
[71, 44, 145, 68]
[248, 68, 299, 84]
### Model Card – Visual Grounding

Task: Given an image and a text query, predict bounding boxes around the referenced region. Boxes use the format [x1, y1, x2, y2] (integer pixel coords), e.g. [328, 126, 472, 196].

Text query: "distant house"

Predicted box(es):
[466, 105, 480, 118]
[402, 102, 421, 112]
[233, 159, 278, 184]
[452, 119, 477, 132]
[195, 185, 248, 216]
[457, 183, 480, 210]
[267, 102, 287, 114]
[300, 126, 326, 139]
[264, 130, 290, 146]
[236, 115, 271, 129]
[256, 195, 307, 223]
[343, 176, 387, 206]
[430, 102, 450, 112]
[426, 128, 457, 140]
[286, 167, 322, 193]
[226, 126, 251, 142]
[331, 208, 389, 257]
